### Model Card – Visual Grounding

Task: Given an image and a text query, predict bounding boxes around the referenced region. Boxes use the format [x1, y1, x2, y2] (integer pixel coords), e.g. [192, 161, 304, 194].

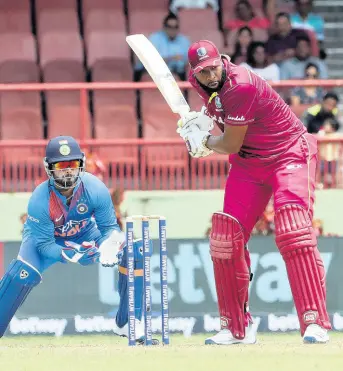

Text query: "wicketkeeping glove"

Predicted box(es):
[98, 229, 126, 267]
[62, 241, 100, 266]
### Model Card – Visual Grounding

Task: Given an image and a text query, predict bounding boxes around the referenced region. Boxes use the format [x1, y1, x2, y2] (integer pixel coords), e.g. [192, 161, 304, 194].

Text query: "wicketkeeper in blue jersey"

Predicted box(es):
[0, 136, 150, 343]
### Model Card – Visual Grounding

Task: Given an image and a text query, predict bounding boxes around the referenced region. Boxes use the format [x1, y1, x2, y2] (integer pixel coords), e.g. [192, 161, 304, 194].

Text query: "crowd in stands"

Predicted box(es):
[138, 1, 337, 122]
[1, 0, 342, 193]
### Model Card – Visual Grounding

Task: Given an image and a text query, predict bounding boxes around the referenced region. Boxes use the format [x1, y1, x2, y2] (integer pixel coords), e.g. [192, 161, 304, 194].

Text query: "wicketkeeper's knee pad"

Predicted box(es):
[116, 239, 149, 328]
[210, 212, 251, 339]
[275, 204, 331, 335]
[0, 259, 42, 337]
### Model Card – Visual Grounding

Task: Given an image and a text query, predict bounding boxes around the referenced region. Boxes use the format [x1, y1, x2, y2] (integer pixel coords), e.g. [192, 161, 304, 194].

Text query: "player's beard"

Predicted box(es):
[53, 170, 80, 189]
[198, 68, 227, 94]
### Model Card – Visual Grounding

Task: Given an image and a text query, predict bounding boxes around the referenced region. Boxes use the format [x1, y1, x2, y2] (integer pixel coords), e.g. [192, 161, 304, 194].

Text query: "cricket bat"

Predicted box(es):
[126, 34, 190, 118]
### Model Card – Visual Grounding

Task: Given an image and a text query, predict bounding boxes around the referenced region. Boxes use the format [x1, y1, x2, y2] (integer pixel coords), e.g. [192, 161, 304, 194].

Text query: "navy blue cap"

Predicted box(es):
[45, 136, 83, 163]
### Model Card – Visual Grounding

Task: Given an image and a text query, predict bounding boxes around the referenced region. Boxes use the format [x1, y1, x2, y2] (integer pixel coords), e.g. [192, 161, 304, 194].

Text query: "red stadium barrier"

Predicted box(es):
[0, 81, 342, 191]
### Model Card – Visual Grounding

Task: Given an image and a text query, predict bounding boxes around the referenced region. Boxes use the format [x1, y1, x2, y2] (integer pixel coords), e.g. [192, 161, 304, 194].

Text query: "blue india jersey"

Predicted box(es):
[22, 173, 120, 261]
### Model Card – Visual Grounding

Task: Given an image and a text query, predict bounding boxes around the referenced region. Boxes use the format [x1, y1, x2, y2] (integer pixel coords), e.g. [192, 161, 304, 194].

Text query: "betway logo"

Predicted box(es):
[227, 115, 245, 121]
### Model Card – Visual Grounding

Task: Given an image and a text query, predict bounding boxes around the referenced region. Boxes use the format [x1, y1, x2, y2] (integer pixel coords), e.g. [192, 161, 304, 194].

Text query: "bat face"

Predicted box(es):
[126, 34, 190, 118]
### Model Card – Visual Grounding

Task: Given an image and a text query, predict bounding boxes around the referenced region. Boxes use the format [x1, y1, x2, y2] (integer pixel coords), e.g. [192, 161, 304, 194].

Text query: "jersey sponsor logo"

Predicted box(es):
[227, 115, 246, 121]
[54, 218, 88, 238]
[77, 203, 88, 214]
[27, 214, 40, 223]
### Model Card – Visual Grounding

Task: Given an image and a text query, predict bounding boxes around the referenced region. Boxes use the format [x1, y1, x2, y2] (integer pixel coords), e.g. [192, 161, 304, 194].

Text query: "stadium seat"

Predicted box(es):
[127, 0, 169, 11]
[94, 90, 138, 164]
[37, 10, 79, 34]
[129, 10, 166, 35]
[179, 9, 220, 34]
[38, 30, 89, 138]
[44, 65, 90, 138]
[92, 61, 138, 164]
[39, 32, 84, 68]
[83, 1, 126, 34]
[86, 31, 131, 79]
[0, 33, 39, 83]
[0, 92, 43, 162]
[83, 0, 123, 11]
[0, 1, 31, 33]
[35, 0, 77, 11]
[140, 74, 188, 173]
[0, 31, 42, 162]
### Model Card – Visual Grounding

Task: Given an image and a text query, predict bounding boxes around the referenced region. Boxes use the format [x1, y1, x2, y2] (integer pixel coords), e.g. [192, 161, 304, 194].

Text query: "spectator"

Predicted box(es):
[134, 13, 190, 81]
[266, 12, 310, 65]
[290, 62, 325, 106]
[230, 26, 253, 65]
[240, 41, 280, 81]
[317, 118, 341, 188]
[225, 0, 270, 31]
[303, 92, 340, 134]
[290, 0, 325, 56]
[280, 35, 328, 80]
[170, 0, 219, 14]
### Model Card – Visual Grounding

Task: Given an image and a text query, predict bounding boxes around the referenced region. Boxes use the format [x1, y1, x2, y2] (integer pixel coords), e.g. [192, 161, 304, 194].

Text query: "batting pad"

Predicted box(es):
[210, 212, 250, 339]
[275, 204, 331, 335]
[0, 259, 41, 337]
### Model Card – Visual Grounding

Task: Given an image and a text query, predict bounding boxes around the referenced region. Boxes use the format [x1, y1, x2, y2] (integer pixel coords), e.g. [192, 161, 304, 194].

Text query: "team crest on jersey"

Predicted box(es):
[77, 203, 88, 214]
[215, 96, 222, 109]
[197, 47, 207, 58]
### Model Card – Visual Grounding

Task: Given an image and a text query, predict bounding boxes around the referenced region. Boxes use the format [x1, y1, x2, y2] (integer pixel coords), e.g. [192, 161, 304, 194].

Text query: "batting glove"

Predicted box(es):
[177, 108, 214, 133]
[178, 124, 213, 158]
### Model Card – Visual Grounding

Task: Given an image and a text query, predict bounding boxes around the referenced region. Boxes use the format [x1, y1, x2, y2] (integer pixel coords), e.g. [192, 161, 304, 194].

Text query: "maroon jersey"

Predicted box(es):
[189, 56, 306, 158]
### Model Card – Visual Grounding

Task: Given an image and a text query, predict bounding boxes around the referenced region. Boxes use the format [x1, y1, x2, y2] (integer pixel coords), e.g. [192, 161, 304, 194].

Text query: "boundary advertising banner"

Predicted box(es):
[2, 237, 343, 336]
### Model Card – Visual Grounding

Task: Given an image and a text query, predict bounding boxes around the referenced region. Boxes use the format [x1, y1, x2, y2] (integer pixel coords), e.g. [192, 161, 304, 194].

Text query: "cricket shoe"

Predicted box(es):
[115, 319, 159, 345]
[205, 325, 257, 345]
[303, 324, 329, 344]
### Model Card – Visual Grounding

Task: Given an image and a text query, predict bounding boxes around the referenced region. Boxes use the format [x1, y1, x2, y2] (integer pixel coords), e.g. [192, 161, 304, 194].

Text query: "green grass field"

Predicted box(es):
[1, 333, 343, 371]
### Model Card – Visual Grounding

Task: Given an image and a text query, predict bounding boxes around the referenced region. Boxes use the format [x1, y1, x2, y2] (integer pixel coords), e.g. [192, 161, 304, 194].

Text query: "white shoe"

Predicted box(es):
[303, 324, 329, 344]
[115, 318, 145, 341]
[115, 319, 159, 345]
[205, 325, 257, 345]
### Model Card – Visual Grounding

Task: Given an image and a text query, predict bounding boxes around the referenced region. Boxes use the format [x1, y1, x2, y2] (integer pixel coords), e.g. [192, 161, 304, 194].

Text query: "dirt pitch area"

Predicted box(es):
[0, 333, 343, 371]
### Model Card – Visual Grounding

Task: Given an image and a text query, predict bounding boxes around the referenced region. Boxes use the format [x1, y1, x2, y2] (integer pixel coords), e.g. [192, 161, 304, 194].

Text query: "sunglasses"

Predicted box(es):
[53, 160, 80, 170]
[165, 24, 179, 30]
[306, 73, 318, 78]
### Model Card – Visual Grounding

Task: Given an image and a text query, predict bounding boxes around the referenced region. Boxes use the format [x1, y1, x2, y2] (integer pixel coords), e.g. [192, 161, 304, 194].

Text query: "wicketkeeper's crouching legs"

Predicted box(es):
[0, 259, 42, 337]
[274, 204, 331, 336]
[208, 212, 253, 341]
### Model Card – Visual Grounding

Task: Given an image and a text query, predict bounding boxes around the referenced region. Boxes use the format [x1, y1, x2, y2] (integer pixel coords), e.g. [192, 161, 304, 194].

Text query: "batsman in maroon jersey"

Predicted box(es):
[177, 40, 331, 345]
